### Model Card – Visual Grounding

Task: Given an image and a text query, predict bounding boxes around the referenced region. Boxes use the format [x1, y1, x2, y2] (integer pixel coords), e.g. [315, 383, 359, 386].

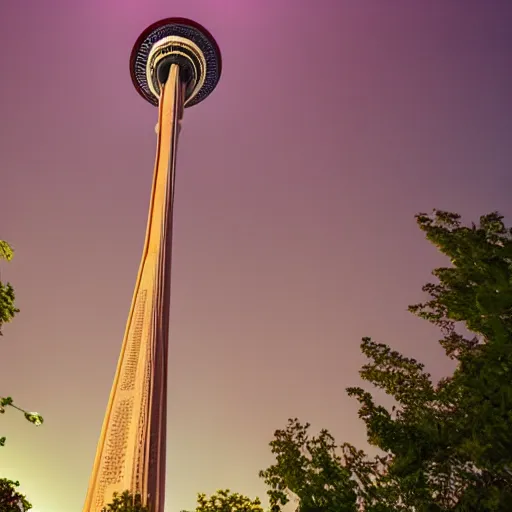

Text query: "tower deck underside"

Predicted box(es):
[83, 65, 183, 512]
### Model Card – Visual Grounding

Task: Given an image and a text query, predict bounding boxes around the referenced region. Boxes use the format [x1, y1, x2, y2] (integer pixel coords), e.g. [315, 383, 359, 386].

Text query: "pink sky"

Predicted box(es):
[1, 1, 512, 511]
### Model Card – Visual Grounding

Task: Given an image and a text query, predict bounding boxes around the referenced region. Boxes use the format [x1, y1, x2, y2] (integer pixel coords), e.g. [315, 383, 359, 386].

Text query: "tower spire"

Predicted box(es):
[82, 18, 221, 512]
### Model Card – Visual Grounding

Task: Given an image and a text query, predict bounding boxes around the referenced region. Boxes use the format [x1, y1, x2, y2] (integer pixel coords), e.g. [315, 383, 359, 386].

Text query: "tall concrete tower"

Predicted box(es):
[82, 18, 222, 512]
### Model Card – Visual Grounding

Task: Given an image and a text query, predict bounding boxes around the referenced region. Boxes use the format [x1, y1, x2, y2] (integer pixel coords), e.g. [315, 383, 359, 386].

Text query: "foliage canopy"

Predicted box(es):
[260, 211, 512, 511]
[0, 478, 32, 511]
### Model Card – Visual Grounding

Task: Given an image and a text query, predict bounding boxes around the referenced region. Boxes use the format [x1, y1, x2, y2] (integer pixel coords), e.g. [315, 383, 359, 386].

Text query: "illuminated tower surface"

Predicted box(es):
[82, 18, 222, 512]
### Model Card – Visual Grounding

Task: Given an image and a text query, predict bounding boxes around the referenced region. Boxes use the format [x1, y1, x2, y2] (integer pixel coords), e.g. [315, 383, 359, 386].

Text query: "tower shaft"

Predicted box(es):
[83, 64, 184, 512]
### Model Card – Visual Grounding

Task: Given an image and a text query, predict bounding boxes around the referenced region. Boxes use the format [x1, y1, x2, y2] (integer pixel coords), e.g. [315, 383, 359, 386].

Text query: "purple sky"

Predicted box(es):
[1, 1, 512, 511]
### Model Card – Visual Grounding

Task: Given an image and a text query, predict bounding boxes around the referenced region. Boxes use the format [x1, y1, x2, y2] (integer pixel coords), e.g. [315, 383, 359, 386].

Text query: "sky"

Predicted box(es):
[1, 1, 512, 511]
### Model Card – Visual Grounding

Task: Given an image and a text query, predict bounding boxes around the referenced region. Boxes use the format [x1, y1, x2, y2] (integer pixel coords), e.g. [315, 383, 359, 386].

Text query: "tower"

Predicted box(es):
[83, 18, 222, 512]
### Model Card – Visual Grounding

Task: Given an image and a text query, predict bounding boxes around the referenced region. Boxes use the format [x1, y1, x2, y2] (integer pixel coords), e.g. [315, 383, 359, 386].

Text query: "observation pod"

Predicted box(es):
[130, 17, 222, 107]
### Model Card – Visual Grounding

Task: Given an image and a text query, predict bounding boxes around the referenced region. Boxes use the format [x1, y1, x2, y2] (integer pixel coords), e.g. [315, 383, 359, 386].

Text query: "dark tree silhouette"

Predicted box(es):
[0, 478, 32, 512]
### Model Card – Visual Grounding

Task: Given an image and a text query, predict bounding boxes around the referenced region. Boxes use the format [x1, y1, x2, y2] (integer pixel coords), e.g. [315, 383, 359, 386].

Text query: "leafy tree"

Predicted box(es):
[259, 419, 363, 512]
[102, 491, 149, 512]
[0, 241, 41, 512]
[0, 240, 19, 335]
[183, 489, 265, 512]
[0, 478, 32, 511]
[258, 211, 512, 512]
[1, 241, 43, 447]
[346, 211, 512, 510]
